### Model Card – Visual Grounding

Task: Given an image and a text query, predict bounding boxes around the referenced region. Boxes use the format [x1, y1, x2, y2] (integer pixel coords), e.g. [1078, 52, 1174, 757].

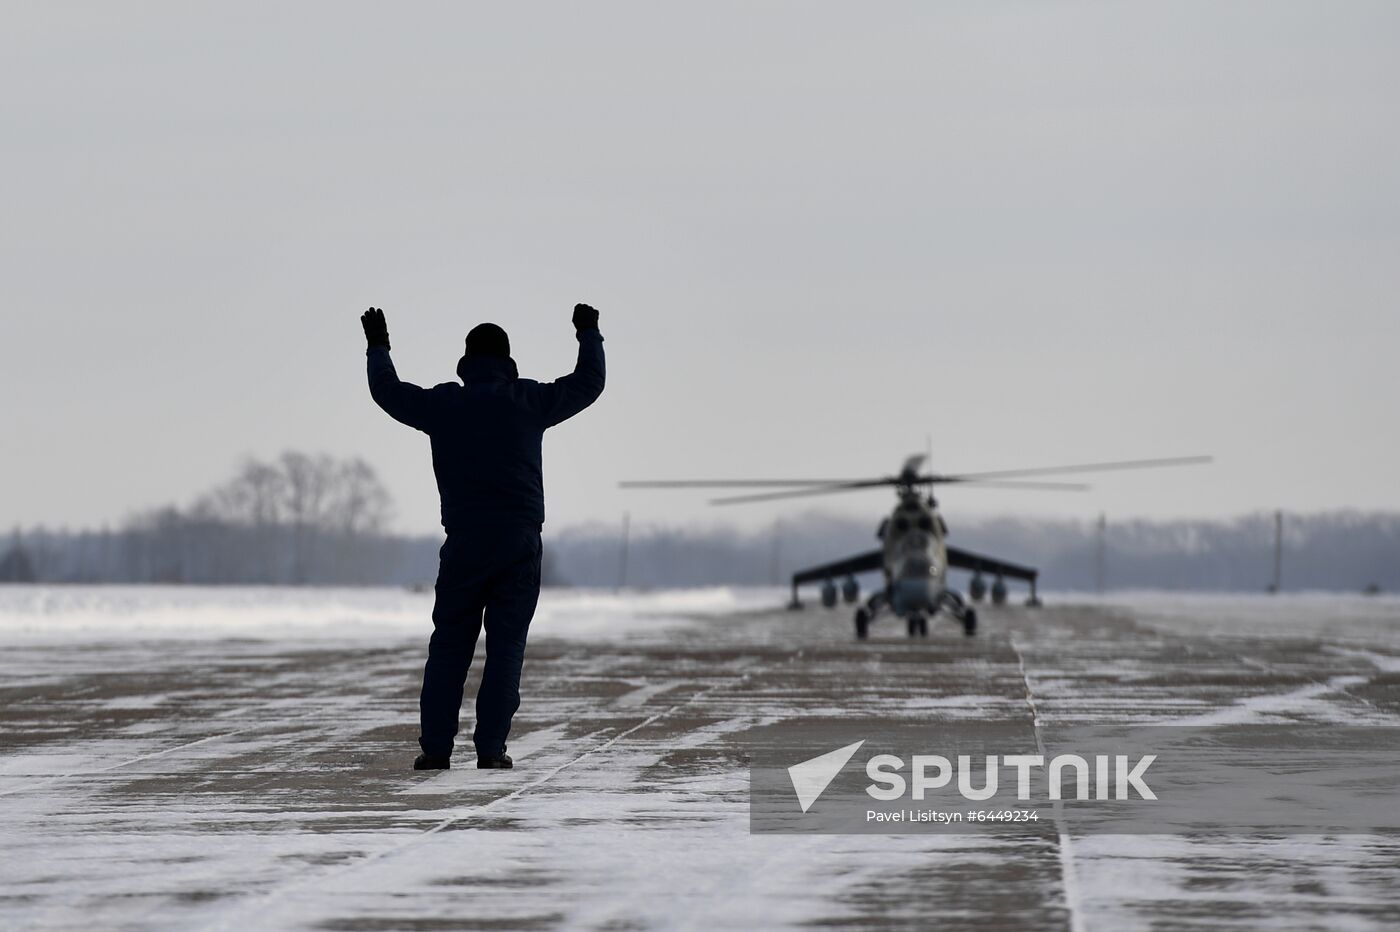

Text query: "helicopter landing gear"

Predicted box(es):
[906, 615, 928, 637]
[854, 591, 886, 640]
[939, 589, 976, 637]
[855, 608, 870, 640]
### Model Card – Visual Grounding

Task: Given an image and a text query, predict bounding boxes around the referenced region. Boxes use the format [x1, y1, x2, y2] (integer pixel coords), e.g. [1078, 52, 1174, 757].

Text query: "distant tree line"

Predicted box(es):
[539, 510, 1399, 594]
[2, 452, 400, 585]
[3, 474, 1396, 592]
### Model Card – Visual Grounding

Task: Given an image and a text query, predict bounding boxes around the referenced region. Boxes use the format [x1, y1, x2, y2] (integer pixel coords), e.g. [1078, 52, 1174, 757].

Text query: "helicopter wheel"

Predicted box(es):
[963, 609, 978, 637]
[907, 615, 923, 638]
[918, 616, 929, 637]
[855, 609, 870, 640]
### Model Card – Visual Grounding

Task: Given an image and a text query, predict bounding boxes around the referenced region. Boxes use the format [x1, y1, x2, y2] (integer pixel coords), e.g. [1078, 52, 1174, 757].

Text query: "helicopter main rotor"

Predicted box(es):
[620, 454, 1212, 506]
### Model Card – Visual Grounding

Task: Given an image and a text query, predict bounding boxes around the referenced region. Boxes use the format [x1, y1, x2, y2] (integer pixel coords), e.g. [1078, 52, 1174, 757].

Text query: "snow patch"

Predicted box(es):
[0, 584, 785, 645]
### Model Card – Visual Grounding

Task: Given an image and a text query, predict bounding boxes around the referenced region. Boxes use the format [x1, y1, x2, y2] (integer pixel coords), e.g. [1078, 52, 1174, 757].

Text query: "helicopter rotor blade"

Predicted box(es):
[709, 479, 897, 505]
[926, 455, 1212, 483]
[619, 479, 871, 489]
[708, 476, 1089, 504]
[934, 479, 1090, 491]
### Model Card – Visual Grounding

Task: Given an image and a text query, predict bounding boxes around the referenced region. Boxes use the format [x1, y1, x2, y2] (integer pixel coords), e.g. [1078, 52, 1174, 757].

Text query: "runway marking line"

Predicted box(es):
[1010, 633, 1088, 932]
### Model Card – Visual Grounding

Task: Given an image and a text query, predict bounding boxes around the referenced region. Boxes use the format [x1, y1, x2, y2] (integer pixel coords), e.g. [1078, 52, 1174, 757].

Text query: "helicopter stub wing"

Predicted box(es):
[791, 549, 884, 586]
[945, 546, 1037, 583]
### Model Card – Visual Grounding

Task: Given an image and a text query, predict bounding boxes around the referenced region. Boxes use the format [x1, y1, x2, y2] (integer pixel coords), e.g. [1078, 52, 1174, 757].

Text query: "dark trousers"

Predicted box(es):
[419, 524, 542, 759]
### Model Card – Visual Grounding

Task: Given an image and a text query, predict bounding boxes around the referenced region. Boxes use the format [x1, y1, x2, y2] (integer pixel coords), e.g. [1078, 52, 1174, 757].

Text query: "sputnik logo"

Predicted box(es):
[788, 740, 865, 813]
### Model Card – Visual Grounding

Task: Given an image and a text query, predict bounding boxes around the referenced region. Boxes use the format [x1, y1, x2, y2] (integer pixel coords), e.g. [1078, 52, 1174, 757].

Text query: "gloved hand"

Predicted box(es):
[572, 303, 599, 332]
[361, 307, 390, 350]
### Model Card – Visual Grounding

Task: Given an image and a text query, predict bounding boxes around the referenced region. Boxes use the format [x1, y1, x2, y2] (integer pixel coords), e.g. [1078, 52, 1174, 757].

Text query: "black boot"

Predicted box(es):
[414, 752, 450, 771]
[477, 753, 513, 769]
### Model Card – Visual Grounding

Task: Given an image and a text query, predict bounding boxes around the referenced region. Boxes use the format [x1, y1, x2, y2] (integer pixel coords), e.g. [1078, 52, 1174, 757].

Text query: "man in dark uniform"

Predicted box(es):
[360, 304, 605, 770]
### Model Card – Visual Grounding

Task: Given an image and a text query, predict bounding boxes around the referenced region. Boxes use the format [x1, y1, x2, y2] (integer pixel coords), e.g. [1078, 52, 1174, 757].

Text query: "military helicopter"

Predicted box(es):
[622, 453, 1209, 639]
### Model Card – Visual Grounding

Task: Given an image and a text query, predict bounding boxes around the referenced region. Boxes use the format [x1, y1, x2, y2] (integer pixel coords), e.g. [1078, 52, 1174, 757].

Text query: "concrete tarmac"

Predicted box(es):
[2, 598, 1399, 930]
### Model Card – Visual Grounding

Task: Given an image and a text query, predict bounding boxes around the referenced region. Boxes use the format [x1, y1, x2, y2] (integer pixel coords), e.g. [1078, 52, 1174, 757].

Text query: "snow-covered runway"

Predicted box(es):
[2, 587, 1399, 930]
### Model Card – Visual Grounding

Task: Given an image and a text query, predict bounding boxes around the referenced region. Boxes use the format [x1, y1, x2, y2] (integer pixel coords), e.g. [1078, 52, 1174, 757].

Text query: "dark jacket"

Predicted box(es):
[367, 330, 605, 531]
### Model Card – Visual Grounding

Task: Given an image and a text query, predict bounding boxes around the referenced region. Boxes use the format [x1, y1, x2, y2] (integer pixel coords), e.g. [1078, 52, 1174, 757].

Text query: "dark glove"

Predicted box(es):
[361, 307, 390, 350]
[572, 303, 599, 332]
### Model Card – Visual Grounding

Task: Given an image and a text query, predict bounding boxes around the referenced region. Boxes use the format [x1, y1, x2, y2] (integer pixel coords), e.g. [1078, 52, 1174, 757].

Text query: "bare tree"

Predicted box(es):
[280, 451, 336, 582]
[323, 457, 393, 581]
[332, 457, 393, 536]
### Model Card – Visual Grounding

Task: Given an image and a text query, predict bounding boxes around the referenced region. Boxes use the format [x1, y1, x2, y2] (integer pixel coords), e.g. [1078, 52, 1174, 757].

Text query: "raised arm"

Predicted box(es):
[361, 307, 437, 432]
[535, 303, 606, 428]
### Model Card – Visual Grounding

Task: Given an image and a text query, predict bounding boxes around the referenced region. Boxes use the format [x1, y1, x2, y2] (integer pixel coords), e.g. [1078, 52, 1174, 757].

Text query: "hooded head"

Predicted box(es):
[457, 322, 518, 383]
[464, 322, 510, 359]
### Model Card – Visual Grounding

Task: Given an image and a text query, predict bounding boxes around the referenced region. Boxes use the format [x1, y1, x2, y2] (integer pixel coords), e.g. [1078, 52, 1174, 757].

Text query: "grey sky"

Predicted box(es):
[3, 2, 1397, 536]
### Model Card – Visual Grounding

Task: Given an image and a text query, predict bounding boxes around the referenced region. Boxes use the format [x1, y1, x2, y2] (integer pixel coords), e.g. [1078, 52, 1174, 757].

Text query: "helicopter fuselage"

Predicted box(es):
[879, 491, 951, 618]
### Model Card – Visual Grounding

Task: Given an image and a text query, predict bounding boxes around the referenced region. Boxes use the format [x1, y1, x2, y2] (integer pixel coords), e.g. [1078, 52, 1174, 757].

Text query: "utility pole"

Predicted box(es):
[617, 511, 630, 591]
[770, 519, 782, 586]
[1268, 510, 1282, 593]
[1095, 512, 1106, 593]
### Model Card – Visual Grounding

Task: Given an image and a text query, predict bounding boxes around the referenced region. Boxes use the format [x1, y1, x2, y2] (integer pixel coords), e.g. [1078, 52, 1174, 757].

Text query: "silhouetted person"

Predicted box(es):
[361, 304, 605, 770]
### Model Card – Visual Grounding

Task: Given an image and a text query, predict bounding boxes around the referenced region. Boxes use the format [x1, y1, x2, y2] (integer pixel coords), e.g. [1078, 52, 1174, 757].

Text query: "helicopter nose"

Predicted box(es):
[898, 554, 934, 578]
[891, 577, 940, 615]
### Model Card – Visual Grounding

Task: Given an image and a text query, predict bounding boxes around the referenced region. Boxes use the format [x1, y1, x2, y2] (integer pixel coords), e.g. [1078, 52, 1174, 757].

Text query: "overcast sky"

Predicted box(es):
[3, 2, 1397, 537]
